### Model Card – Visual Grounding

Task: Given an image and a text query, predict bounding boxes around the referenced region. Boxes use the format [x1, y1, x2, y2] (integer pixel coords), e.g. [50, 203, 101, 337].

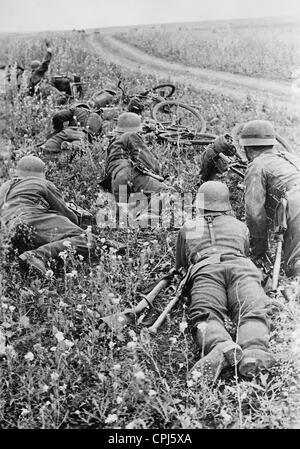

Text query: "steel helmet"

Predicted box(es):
[197, 181, 232, 211]
[30, 60, 41, 70]
[115, 112, 142, 133]
[73, 102, 90, 110]
[16, 155, 46, 178]
[240, 120, 277, 147]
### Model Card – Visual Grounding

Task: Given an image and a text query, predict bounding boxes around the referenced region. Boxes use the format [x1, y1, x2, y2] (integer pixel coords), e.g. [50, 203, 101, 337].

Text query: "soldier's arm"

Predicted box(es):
[175, 228, 189, 271]
[52, 109, 73, 132]
[126, 133, 160, 173]
[45, 181, 79, 224]
[244, 163, 268, 257]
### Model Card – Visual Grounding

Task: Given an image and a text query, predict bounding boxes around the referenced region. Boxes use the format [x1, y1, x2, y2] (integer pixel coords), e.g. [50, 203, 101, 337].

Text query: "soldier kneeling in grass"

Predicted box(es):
[41, 101, 103, 158]
[0, 155, 96, 276]
[176, 181, 275, 383]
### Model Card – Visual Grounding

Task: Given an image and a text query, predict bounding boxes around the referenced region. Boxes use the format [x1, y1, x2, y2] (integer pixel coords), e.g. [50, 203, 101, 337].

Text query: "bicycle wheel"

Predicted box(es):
[152, 100, 206, 133]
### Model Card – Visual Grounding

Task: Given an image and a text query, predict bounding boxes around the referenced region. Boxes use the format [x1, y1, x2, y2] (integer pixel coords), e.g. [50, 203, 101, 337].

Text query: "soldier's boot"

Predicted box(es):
[237, 319, 275, 377]
[190, 341, 243, 384]
[238, 348, 276, 378]
[19, 251, 47, 277]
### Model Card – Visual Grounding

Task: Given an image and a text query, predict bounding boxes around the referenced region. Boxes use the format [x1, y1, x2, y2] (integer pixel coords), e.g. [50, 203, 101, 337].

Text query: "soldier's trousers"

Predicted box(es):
[42, 127, 86, 154]
[19, 212, 93, 262]
[188, 255, 270, 354]
[284, 187, 300, 276]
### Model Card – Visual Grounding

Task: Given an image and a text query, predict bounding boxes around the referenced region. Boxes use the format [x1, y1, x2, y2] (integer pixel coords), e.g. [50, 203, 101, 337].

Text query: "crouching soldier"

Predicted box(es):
[241, 120, 300, 277]
[41, 102, 103, 157]
[176, 181, 275, 382]
[0, 156, 95, 276]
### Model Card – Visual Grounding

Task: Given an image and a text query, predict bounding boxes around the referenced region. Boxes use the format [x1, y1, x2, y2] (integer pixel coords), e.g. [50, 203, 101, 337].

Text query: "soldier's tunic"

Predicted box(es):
[106, 132, 169, 200]
[176, 213, 270, 354]
[27, 49, 52, 96]
[244, 149, 300, 275]
[0, 177, 94, 261]
[42, 106, 102, 155]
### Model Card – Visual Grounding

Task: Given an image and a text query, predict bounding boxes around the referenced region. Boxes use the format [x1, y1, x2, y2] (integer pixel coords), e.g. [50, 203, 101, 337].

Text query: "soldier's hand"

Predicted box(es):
[212, 134, 236, 156]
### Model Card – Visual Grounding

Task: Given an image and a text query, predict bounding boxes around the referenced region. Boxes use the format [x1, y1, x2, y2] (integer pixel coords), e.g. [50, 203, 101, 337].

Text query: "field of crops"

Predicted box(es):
[116, 19, 300, 82]
[0, 25, 300, 430]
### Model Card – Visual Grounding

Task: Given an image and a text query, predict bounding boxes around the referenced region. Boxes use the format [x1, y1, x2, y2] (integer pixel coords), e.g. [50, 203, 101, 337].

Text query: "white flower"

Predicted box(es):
[108, 341, 115, 349]
[116, 396, 123, 404]
[59, 251, 68, 261]
[105, 413, 118, 424]
[9, 305, 16, 312]
[42, 384, 49, 392]
[98, 373, 106, 382]
[24, 351, 34, 362]
[169, 337, 177, 345]
[78, 255, 84, 261]
[100, 238, 106, 243]
[128, 330, 137, 341]
[148, 389, 157, 396]
[76, 304, 83, 312]
[134, 370, 146, 380]
[127, 341, 137, 350]
[117, 316, 125, 323]
[179, 320, 188, 333]
[45, 270, 54, 278]
[219, 408, 232, 424]
[2, 303, 8, 310]
[21, 408, 30, 416]
[64, 339, 74, 348]
[81, 294, 87, 300]
[63, 240, 72, 248]
[186, 379, 194, 387]
[51, 372, 59, 382]
[113, 363, 121, 370]
[55, 331, 65, 342]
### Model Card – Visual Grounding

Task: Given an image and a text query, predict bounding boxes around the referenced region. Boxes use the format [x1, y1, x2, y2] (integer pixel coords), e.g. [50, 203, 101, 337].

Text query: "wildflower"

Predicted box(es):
[41, 384, 49, 393]
[179, 320, 188, 333]
[108, 341, 115, 349]
[169, 337, 177, 345]
[24, 351, 34, 362]
[50, 346, 57, 352]
[219, 408, 232, 425]
[63, 240, 72, 248]
[64, 339, 74, 348]
[187, 379, 194, 387]
[105, 413, 118, 424]
[76, 304, 83, 312]
[55, 331, 65, 342]
[51, 372, 59, 382]
[21, 408, 30, 416]
[127, 341, 137, 350]
[116, 396, 123, 404]
[98, 373, 106, 382]
[78, 255, 84, 261]
[148, 389, 157, 396]
[117, 316, 125, 323]
[45, 269, 54, 278]
[134, 370, 146, 380]
[112, 363, 121, 370]
[2, 303, 8, 310]
[66, 270, 78, 278]
[81, 294, 87, 300]
[59, 300, 68, 307]
[9, 305, 16, 312]
[100, 238, 106, 243]
[59, 251, 68, 261]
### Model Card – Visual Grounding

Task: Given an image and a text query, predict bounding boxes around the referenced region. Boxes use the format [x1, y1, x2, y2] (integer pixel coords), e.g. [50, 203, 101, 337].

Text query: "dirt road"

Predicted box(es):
[87, 34, 298, 108]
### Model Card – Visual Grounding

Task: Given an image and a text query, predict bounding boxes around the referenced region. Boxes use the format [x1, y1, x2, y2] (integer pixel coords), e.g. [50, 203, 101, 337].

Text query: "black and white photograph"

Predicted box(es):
[0, 0, 300, 436]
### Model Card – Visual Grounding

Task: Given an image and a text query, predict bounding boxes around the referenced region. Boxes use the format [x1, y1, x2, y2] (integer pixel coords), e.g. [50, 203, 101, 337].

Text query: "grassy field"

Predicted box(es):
[115, 18, 300, 82]
[0, 24, 300, 429]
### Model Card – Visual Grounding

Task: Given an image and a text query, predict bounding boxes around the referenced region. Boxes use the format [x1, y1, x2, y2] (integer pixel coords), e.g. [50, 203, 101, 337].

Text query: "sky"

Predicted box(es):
[1, 0, 300, 33]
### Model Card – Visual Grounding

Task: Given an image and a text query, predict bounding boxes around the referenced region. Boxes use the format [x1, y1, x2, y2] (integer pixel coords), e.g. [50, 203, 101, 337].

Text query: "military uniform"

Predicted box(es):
[0, 176, 93, 263]
[244, 149, 300, 276]
[106, 132, 169, 200]
[27, 48, 52, 96]
[42, 105, 102, 155]
[176, 213, 270, 356]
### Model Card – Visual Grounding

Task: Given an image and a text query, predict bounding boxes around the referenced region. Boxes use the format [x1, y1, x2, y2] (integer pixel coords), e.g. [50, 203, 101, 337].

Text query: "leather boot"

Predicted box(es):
[190, 341, 243, 384]
[238, 348, 276, 378]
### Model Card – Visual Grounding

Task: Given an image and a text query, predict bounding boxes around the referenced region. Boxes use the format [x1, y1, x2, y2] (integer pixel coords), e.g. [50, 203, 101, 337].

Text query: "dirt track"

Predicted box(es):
[87, 33, 297, 108]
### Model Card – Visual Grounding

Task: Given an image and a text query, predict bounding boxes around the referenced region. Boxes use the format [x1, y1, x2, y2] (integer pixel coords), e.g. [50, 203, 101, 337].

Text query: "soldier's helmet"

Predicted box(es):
[16, 155, 46, 178]
[240, 120, 277, 147]
[30, 60, 41, 70]
[197, 181, 232, 211]
[115, 112, 143, 133]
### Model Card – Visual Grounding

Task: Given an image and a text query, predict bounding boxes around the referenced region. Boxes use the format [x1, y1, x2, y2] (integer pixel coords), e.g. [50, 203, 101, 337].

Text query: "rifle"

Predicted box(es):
[66, 201, 93, 228]
[101, 269, 177, 332]
[272, 197, 288, 290]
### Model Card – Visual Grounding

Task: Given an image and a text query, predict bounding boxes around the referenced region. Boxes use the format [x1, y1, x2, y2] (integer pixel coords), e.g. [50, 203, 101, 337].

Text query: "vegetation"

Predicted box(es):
[0, 26, 300, 429]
